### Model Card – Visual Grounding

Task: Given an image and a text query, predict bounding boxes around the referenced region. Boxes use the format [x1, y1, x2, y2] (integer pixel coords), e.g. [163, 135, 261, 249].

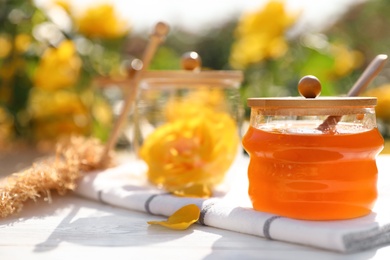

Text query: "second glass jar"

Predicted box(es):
[134, 70, 243, 193]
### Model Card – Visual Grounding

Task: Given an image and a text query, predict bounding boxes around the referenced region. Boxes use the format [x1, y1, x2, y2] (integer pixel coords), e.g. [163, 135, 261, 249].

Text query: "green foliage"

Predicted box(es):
[0, 0, 128, 144]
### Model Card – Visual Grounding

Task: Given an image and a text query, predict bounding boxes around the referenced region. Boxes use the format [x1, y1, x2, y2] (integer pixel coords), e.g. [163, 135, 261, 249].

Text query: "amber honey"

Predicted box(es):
[243, 122, 384, 220]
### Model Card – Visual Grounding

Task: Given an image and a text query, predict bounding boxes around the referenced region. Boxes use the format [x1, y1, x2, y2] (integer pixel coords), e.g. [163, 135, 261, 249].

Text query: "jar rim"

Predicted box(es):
[247, 97, 377, 108]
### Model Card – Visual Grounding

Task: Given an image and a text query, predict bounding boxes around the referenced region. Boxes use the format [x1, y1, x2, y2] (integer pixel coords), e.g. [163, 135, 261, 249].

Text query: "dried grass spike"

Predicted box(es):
[0, 135, 114, 218]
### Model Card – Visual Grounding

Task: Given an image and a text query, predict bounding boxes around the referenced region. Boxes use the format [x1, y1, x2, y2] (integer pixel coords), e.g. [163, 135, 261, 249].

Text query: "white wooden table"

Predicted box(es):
[1, 155, 390, 260]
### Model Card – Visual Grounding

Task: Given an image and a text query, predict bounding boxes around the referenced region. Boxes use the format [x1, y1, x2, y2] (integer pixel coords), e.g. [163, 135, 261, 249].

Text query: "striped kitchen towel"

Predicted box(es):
[74, 155, 390, 253]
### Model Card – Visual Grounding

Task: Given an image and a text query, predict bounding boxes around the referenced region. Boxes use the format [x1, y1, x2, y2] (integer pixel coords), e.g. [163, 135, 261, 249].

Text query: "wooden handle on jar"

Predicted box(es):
[99, 22, 170, 164]
[317, 54, 388, 132]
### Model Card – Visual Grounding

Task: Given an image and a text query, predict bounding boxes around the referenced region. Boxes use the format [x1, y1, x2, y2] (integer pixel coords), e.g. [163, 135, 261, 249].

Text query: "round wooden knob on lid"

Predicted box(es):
[181, 51, 202, 71]
[298, 75, 322, 98]
[154, 22, 170, 37]
[141, 51, 242, 86]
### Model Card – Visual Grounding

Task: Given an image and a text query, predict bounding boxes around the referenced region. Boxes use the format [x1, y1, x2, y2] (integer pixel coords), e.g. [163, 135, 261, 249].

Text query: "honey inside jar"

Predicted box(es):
[242, 97, 384, 220]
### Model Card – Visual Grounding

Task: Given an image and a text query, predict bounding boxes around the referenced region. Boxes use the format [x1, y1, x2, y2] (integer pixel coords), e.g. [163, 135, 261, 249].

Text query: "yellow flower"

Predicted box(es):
[34, 40, 82, 90]
[330, 43, 363, 78]
[141, 88, 239, 194]
[15, 34, 31, 53]
[164, 88, 227, 122]
[75, 4, 129, 39]
[363, 84, 390, 121]
[0, 107, 14, 144]
[0, 58, 25, 102]
[186, 88, 226, 109]
[229, 0, 298, 69]
[28, 88, 90, 140]
[0, 35, 12, 58]
[140, 105, 238, 193]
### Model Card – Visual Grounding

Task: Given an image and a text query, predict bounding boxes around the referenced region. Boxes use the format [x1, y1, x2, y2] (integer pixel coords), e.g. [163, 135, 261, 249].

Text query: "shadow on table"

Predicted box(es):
[33, 213, 193, 252]
[13, 194, 194, 252]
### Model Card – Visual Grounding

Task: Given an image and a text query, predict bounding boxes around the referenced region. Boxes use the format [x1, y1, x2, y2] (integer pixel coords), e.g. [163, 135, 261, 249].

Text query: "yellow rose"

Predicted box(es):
[75, 4, 129, 39]
[0, 35, 12, 58]
[140, 106, 238, 192]
[15, 34, 31, 53]
[330, 43, 363, 78]
[34, 40, 82, 91]
[28, 88, 90, 140]
[164, 88, 228, 122]
[230, 0, 298, 69]
[363, 84, 390, 121]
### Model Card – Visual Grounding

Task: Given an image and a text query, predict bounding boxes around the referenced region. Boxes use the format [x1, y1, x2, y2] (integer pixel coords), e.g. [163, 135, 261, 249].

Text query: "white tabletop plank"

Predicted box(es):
[1, 155, 390, 259]
[0, 194, 383, 260]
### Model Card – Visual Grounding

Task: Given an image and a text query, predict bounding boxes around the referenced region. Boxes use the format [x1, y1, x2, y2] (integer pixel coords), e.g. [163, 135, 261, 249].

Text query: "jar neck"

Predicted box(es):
[250, 107, 378, 134]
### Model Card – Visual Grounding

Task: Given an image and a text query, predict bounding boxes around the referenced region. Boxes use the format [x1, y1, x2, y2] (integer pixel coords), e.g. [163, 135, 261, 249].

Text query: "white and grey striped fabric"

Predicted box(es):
[74, 155, 390, 253]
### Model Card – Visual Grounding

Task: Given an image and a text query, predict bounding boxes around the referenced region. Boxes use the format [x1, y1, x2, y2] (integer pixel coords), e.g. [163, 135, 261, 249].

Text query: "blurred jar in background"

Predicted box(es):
[135, 52, 243, 196]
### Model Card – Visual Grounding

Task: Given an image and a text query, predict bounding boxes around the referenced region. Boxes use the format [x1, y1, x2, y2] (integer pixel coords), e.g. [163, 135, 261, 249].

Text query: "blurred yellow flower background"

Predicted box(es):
[0, 0, 130, 146]
[230, 1, 297, 69]
[231, 0, 366, 99]
[0, 37, 12, 58]
[76, 4, 129, 39]
[364, 84, 390, 122]
[28, 89, 90, 140]
[34, 40, 82, 91]
[329, 43, 363, 79]
[0, 107, 14, 146]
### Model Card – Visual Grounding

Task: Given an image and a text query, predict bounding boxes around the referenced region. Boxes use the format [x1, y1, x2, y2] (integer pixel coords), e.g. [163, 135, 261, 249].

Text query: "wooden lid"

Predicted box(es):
[247, 97, 377, 108]
[140, 70, 243, 88]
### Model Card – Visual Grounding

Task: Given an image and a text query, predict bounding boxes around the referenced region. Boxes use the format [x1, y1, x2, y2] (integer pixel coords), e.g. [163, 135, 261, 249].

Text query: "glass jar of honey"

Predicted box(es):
[134, 53, 243, 194]
[242, 97, 384, 220]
